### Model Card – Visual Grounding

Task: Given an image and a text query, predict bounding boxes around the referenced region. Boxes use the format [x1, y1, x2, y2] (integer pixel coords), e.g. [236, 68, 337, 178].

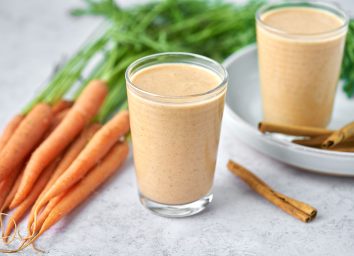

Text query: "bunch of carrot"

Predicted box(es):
[0, 69, 130, 251]
[0, 1, 276, 250]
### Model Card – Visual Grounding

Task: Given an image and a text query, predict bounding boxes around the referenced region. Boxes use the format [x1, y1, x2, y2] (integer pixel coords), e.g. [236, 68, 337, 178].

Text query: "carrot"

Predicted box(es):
[8, 158, 59, 211]
[0, 114, 24, 153]
[0, 169, 23, 243]
[27, 123, 101, 231]
[0, 166, 22, 240]
[2, 109, 62, 213]
[3, 162, 55, 242]
[11, 81, 108, 207]
[30, 141, 129, 243]
[0, 115, 24, 209]
[0, 104, 52, 181]
[29, 195, 63, 235]
[5, 108, 68, 212]
[0, 167, 21, 211]
[38, 110, 129, 206]
[1, 172, 24, 213]
[51, 108, 70, 130]
[51, 100, 73, 114]
[41, 108, 70, 145]
[41, 123, 101, 200]
[0, 181, 8, 208]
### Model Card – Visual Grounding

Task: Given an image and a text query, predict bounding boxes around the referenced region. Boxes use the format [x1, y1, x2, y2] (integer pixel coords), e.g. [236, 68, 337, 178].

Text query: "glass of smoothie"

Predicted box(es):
[256, 1, 348, 127]
[126, 52, 227, 217]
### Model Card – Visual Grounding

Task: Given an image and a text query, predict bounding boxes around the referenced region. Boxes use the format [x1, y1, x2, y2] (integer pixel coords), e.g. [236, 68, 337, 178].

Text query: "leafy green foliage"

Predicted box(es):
[72, 0, 263, 61]
[72, 0, 354, 98]
[341, 20, 354, 97]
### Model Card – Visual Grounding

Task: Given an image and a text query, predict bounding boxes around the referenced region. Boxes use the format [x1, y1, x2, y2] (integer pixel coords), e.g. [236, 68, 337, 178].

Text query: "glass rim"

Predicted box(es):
[256, 1, 349, 39]
[125, 52, 228, 101]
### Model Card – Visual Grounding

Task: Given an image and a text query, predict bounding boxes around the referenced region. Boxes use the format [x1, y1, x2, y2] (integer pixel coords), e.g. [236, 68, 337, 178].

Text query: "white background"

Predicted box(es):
[0, 0, 354, 255]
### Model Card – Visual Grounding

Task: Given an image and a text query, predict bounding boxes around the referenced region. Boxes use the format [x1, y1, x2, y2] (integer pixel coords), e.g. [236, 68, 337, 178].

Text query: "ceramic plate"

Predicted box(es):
[223, 44, 354, 176]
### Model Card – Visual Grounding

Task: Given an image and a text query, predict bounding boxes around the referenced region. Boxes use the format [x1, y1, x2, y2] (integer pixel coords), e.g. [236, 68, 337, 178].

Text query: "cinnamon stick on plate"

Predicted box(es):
[293, 135, 354, 152]
[227, 160, 317, 223]
[292, 134, 330, 147]
[322, 121, 354, 148]
[258, 122, 332, 137]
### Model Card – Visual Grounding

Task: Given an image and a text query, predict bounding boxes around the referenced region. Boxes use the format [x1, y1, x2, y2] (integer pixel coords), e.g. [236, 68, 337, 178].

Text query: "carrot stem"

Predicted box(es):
[22, 29, 109, 114]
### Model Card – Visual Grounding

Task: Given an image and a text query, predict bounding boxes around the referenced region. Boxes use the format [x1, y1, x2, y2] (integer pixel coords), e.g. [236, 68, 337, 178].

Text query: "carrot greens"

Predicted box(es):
[71, 0, 354, 97]
[342, 20, 354, 97]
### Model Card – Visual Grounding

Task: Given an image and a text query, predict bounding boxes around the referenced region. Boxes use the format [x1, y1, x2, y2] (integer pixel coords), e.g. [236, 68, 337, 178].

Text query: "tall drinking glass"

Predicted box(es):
[256, 1, 348, 127]
[126, 53, 227, 217]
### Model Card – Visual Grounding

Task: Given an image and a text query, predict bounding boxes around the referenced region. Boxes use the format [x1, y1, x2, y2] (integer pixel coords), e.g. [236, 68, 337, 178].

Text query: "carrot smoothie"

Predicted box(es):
[126, 53, 227, 217]
[257, 2, 348, 127]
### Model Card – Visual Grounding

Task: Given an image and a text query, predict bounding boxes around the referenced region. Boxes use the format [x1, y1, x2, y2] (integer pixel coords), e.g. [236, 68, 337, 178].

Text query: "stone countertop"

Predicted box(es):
[1, 0, 354, 255]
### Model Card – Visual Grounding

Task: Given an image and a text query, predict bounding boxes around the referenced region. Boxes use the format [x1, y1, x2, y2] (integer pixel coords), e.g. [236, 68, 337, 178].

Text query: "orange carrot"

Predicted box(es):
[27, 123, 101, 230]
[1, 111, 63, 210]
[0, 168, 22, 241]
[0, 167, 21, 211]
[41, 108, 70, 144]
[31, 141, 129, 242]
[0, 181, 8, 208]
[8, 158, 60, 211]
[42, 123, 101, 198]
[0, 104, 52, 181]
[30, 195, 63, 235]
[0, 114, 24, 152]
[39, 111, 129, 206]
[1, 172, 24, 213]
[0, 169, 23, 246]
[51, 100, 73, 114]
[51, 108, 70, 130]
[11, 81, 107, 207]
[3, 162, 55, 241]
[0, 115, 24, 209]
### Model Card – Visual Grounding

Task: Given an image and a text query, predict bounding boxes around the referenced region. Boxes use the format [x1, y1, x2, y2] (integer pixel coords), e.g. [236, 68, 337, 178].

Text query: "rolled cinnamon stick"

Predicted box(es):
[293, 135, 354, 149]
[329, 146, 354, 153]
[273, 192, 317, 218]
[258, 122, 332, 137]
[227, 160, 317, 223]
[322, 121, 354, 148]
[293, 135, 329, 147]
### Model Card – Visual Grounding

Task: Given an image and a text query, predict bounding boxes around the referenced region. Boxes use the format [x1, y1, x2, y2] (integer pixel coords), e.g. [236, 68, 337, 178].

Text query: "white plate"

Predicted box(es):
[223, 44, 354, 176]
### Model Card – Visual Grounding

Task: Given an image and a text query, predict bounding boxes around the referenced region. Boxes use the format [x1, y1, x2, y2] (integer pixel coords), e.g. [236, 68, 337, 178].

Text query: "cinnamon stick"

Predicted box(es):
[292, 135, 329, 147]
[293, 134, 354, 148]
[258, 122, 332, 137]
[227, 160, 317, 223]
[329, 146, 354, 153]
[322, 121, 354, 148]
[259, 121, 354, 153]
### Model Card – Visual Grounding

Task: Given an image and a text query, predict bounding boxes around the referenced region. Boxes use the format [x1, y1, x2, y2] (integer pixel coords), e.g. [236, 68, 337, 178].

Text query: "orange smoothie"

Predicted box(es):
[257, 5, 347, 127]
[128, 63, 226, 205]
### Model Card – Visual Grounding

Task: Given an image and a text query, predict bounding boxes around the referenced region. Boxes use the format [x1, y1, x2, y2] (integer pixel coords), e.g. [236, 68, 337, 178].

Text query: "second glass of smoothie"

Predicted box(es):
[126, 53, 227, 217]
[256, 1, 348, 127]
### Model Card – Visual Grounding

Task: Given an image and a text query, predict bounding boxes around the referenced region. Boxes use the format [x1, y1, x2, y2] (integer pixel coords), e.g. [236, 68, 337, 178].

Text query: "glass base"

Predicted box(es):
[139, 193, 213, 218]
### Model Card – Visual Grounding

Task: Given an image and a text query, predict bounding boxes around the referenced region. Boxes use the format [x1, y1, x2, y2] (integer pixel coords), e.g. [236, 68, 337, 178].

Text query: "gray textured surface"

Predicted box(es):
[1, 0, 354, 255]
